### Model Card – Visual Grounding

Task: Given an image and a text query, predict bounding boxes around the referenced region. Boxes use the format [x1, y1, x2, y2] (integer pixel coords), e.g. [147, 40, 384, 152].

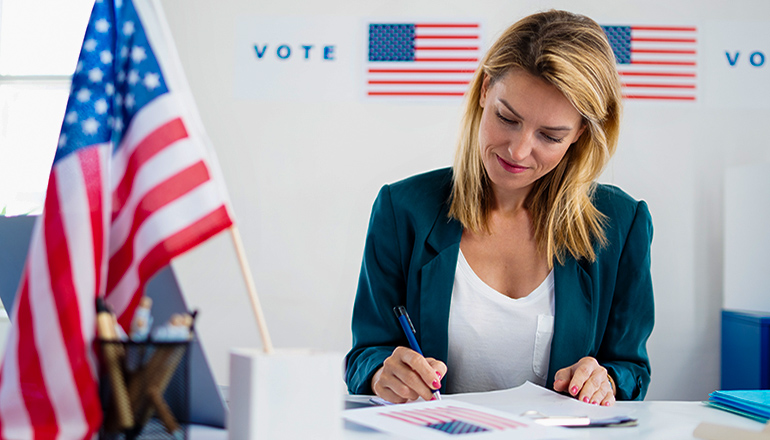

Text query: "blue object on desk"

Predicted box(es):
[707, 389, 770, 422]
[721, 309, 770, 390]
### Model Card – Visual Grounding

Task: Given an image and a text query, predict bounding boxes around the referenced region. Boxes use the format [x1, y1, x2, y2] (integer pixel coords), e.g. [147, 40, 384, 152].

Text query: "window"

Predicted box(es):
[0, 0, 94, 216]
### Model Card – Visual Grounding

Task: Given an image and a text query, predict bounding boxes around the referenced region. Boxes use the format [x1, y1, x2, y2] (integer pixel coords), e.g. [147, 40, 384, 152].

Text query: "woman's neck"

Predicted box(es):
[489, 185, 532, 217]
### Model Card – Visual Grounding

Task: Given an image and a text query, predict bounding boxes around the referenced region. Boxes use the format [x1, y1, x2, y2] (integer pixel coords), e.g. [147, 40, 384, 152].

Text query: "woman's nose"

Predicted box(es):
[508, 132, 534, 161]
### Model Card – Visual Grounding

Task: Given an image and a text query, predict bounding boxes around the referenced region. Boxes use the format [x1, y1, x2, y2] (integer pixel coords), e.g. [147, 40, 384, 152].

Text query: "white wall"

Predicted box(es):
[724, 164, 770, 312]
[160, 0, 770, 400]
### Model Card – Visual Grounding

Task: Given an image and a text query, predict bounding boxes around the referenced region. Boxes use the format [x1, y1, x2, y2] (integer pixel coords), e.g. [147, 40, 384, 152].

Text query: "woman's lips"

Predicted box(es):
[497, 156, 528, 174]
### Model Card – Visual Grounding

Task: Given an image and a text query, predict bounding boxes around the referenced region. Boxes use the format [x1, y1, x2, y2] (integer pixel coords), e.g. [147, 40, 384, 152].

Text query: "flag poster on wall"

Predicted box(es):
[364, 21, 483, 99]
[601, 24, 699, 102]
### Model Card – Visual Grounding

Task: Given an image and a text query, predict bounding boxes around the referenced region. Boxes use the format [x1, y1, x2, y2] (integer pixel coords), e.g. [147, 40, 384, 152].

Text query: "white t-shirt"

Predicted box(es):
[446, 250, 555, 394]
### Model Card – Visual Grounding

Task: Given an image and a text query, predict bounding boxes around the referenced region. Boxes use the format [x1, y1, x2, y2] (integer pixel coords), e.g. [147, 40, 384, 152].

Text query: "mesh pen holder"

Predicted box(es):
[98, 340, 191, 440]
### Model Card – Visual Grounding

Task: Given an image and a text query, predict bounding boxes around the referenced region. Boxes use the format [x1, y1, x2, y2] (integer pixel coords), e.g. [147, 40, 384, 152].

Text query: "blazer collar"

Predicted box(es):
[425, 202, 462, 254]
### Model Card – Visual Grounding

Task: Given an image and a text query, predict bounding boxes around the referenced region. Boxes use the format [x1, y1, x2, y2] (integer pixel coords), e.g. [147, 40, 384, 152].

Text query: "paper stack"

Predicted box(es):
[705, 390, 770, 422]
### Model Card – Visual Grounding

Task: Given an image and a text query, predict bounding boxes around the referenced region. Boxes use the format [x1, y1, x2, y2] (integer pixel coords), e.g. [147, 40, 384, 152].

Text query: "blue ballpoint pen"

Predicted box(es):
[393, 306, 442, 400]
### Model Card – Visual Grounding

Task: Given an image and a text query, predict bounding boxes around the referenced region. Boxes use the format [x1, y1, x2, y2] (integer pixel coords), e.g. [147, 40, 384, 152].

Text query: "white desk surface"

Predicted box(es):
[190, 395, 767, 439]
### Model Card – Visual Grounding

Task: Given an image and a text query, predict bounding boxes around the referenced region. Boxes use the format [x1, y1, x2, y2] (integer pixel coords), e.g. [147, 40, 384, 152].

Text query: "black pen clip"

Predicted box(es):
[393, 306, 416, 334]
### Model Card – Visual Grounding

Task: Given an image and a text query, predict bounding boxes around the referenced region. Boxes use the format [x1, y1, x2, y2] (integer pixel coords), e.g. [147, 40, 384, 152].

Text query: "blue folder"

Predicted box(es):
[706, 389, 770, 422]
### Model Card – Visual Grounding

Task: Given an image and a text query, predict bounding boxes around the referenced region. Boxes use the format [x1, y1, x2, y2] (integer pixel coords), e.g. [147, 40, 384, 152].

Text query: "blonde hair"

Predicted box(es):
[449, 10, 622, 266]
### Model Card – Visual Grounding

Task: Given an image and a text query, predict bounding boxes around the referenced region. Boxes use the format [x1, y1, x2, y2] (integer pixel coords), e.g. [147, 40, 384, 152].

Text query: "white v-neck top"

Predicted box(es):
[446, 250, 555, 394]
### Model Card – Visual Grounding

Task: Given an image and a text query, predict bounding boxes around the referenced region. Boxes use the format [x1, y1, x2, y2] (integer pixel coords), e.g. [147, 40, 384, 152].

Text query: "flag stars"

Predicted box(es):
[117, 70, 126, 83]
[82, 118, 100, 135]
[58, 134, 67, 148]
[88, 67, 104, 83]
[100, 50, 113, 64]
[114, 117, 124, 133]
[95, 18, 110, 33]
[95, 99, 108, 115]
[128, 70, 140, 85]
[144, 72, 161, 90]
[121, 46, 129, 59]
[65, 111, 78, 124]
[76, 61, 84, 73]
[123, 21, 135, 36]
[115, 94, 123, 107]
[105, 83, 115, 96]
[84, 39, 98, 52]
[124, 94, 136, 109]
[131, 46, 147, 63]
[76, 88, 92, 103]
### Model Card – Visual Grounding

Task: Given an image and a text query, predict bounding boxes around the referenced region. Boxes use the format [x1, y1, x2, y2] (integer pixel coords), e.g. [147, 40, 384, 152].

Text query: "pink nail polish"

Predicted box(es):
[591, 401, 597, 405]
[571, 386, 578, 395]
[436, 371, 442, 378]
[583, 397, 589, 403]
[432, 380, 441, 388]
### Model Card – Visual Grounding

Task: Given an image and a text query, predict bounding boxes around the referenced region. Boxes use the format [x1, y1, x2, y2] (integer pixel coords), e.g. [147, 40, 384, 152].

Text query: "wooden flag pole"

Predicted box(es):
[142, 0, 273, 353]
[229, 226, 274, 354]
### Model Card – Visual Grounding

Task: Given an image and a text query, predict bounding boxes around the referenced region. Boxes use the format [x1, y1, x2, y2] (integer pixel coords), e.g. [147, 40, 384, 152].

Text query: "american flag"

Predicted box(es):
[366, 23, 481, 98]
[602, 25, 698, 101]
[0, 0, 233, 437]
[381, 405, 526, 432]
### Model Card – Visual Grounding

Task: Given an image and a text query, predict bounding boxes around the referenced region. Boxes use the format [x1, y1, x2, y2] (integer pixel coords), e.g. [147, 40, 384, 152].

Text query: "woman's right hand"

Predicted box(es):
[371, 346, 447, 403]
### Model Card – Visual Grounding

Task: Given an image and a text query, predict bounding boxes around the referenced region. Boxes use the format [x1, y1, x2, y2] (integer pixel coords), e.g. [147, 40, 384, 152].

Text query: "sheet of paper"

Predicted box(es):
[344, 399, 579, 439]
[444, 381, 633, 420]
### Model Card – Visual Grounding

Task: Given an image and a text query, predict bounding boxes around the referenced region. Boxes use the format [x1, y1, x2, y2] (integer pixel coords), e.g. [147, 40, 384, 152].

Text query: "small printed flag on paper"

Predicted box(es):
[381, 404, 527, 432]
[0, 0, 233, 437]
[602, 25, 698, 101]
[366, 22, 482, 98]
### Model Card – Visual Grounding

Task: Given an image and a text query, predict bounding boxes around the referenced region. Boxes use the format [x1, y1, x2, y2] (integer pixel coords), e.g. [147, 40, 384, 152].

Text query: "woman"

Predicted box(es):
[345, 10, 654, 406]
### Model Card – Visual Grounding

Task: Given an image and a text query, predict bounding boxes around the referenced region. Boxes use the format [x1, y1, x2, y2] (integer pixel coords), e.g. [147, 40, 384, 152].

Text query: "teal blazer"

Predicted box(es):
[345, 168, 654, 400]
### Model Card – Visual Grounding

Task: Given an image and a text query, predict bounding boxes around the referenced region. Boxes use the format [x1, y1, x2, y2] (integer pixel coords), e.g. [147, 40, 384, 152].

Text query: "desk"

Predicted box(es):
[189, 395, 766, 439]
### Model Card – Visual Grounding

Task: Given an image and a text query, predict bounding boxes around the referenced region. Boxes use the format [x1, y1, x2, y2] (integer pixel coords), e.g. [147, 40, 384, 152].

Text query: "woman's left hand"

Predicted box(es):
[553, 356, 615, 406]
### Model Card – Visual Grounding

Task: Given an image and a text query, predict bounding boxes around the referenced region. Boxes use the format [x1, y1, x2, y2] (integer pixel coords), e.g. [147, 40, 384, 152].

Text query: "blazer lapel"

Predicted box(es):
[418, 206, 462, 363]
[547, 258, 595, 388]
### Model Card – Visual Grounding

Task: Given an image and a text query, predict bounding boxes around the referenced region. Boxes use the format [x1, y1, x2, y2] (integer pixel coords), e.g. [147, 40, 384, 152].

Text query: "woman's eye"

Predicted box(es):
[495, 111, 516, 125]
[541, 133, 564, 144]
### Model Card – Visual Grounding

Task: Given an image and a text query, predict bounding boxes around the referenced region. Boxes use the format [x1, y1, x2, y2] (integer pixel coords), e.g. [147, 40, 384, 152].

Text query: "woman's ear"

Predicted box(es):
[479, 74, 490, 108]
[571, 121, 588, 145]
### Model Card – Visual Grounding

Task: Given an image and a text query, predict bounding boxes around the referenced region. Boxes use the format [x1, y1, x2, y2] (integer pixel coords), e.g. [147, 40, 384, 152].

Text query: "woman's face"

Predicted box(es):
[478, 69, 585, 204]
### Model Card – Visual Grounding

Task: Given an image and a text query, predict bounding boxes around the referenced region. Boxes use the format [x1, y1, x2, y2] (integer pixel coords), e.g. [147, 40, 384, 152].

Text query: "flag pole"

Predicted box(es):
[142, 0, 274, 354]
[229, 226, 274, 354]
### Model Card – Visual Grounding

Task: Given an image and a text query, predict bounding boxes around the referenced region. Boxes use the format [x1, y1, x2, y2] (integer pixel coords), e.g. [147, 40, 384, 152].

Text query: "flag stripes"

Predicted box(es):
[603, 24, 698, 101]
[111, 118, 188, 219]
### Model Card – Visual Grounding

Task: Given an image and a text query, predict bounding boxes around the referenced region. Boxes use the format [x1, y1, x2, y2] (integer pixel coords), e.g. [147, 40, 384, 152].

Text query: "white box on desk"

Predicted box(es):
[228, 348, 344, 439]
